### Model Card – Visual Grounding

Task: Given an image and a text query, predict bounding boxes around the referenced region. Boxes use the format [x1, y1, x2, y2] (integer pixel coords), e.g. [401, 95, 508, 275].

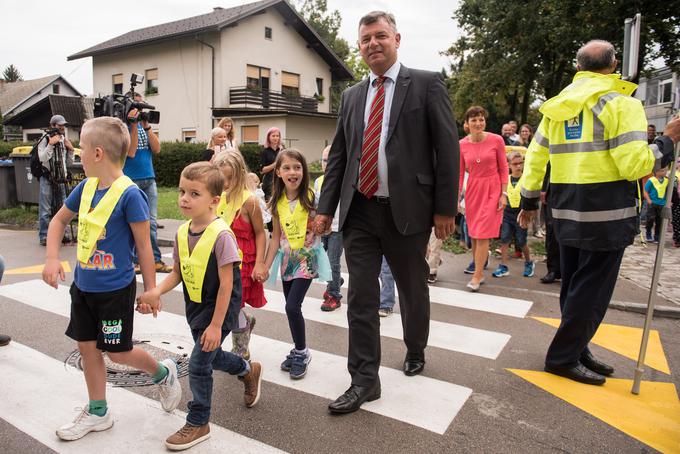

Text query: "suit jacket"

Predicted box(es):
[318, 64, 460, 235]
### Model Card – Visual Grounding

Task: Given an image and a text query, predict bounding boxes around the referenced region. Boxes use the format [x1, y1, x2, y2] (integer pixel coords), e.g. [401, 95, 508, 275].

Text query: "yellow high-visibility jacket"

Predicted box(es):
[520, 71, 665, 251]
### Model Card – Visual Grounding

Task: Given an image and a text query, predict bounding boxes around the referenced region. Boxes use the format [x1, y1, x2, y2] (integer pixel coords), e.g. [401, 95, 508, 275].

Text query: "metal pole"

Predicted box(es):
[632, 139, 680, 394]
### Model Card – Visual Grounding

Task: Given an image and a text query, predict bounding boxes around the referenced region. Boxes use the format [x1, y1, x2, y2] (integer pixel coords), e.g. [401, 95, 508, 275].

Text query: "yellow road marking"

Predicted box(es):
[5, 261, 72, 275]
[508, 369, 680, 453]
[532, 317, 670, 375]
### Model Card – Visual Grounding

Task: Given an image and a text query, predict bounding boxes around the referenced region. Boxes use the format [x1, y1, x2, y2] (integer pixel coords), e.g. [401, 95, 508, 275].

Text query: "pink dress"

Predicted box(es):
[459, 133, 509, 239]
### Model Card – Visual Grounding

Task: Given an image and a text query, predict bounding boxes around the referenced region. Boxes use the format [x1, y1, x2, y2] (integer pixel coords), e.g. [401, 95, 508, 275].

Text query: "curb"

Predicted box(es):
[608, 300, 680, 319]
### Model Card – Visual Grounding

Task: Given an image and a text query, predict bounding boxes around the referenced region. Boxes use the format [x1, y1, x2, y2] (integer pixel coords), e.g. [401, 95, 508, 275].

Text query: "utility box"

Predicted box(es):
[9, 146, 39, 204]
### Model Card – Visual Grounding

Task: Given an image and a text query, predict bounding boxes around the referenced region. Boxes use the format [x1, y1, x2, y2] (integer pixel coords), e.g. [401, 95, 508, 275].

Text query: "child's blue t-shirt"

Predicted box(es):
[644, 178, 667, 206]
[65, 178, 150, 292]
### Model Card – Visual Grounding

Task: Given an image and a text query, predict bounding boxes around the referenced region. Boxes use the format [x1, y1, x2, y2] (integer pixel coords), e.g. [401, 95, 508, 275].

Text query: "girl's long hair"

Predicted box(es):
[213, 150, 249, 202]
[268, 148, 314, 217]
[217, 117, 236, 142]
[207, 127, 227, 149]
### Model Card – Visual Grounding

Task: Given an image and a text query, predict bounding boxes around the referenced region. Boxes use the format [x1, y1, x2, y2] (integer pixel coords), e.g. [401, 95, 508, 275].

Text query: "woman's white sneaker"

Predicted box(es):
[56, 407, 113, 441]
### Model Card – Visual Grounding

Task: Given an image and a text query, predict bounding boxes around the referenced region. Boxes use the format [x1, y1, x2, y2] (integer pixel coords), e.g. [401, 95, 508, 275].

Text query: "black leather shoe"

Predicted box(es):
[328, 383, 381, 414]
[403, 358, 425, 376]
[0, 334, 11, 346]
[540, 271, 561, 284]
[580, 351, 614, 376]
[544, 363, 606, 385]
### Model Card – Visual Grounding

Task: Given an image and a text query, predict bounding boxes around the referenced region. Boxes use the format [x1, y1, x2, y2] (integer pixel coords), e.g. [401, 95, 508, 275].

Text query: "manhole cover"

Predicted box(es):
[65, 334, 192, 387]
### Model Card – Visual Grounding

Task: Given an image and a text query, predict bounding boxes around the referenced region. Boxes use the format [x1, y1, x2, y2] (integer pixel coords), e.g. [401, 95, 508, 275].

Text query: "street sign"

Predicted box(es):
[622, 13, 642, 81]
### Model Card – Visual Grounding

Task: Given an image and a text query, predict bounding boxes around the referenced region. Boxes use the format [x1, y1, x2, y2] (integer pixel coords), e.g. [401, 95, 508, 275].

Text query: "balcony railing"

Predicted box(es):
[229, 86, 319, 112]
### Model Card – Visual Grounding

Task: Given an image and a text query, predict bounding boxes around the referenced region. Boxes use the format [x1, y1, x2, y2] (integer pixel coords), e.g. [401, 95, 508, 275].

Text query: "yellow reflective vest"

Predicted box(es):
[520, 71, 657, 250]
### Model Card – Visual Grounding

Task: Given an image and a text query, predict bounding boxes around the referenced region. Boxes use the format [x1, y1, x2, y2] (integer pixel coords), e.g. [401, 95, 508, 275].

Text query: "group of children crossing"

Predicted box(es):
[41, 117, 330, 451]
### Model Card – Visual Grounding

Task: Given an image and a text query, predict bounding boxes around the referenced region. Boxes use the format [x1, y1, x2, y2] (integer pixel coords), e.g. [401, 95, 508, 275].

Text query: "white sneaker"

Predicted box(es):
[158, 358, 182, 412]
[56, 407, 113, 441]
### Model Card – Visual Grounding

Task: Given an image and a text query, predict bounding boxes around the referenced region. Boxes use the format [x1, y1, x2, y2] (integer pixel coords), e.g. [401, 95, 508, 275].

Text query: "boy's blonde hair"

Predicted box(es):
[81, 117, 130, 166]
[180, 162, 224, 197]
[213, 150, 249, 200]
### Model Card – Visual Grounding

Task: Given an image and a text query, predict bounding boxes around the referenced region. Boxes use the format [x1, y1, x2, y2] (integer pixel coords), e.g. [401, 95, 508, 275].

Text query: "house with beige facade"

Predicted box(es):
[68, 0, 353, 160]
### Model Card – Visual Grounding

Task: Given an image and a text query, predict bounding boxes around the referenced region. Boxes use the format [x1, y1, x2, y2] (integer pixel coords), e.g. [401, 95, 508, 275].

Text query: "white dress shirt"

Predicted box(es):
[364, 61, 401, 197]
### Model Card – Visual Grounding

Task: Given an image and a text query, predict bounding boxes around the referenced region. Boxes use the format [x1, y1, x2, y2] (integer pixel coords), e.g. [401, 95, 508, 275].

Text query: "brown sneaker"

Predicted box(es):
[241, 361, 262, 408]
[165, 423, 210, 451]
[155, 261, 173, 273]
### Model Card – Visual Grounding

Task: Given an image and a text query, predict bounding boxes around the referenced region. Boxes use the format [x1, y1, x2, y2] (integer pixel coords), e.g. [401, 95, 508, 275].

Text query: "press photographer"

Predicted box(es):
[124, 92, 171, 273]
[37, 114, 74, 246]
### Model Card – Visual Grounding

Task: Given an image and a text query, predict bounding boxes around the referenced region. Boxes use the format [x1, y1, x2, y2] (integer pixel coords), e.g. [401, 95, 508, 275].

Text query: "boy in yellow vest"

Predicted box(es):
[492, 151, 535, 278]
[137, 162, 262, 451]
[42, 117, 182, 441]
[644, 167, 669, 243]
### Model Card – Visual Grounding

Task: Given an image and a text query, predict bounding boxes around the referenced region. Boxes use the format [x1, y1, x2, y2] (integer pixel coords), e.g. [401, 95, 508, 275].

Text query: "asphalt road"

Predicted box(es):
[0, 226, 678, 453]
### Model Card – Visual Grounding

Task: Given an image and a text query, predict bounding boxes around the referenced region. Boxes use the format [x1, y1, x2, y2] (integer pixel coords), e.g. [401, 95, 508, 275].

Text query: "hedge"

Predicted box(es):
[0, 141, 32, 159]
[151, 141, 264, 187]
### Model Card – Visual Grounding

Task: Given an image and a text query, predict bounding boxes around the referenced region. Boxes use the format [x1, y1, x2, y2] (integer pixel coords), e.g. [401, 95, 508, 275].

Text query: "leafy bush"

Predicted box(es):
[0, 141, 31, 159]
[239, 143, 263, 176]
[152, 141, 205, 187]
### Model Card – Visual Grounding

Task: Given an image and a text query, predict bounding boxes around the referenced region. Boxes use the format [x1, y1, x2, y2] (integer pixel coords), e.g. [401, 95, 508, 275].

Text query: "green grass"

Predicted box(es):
[157, 186, 186, 220]
[529, 239, 546, 256]
[0, 204, 38, 227]
[442, 235, 469, 254]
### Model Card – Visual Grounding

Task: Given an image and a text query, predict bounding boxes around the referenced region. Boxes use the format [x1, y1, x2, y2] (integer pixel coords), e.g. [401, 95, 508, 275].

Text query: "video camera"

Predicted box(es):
[93, 73, 160, 124]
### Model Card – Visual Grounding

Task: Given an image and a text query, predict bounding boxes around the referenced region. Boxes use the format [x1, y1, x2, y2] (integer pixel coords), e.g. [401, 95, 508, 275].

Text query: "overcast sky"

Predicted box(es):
[2, 0, 460, 95]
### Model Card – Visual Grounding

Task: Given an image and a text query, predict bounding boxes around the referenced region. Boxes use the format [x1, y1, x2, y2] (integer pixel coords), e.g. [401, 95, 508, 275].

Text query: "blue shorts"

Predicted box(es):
[500, 210, 528, 247]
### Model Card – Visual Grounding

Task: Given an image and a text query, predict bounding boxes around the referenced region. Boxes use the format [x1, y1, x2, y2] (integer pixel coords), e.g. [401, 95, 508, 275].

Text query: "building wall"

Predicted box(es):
[92, 34, 215, 143]
[637, 69, 678, 131]
[284, 115, 337, 162]
[218, 8, 332, 113]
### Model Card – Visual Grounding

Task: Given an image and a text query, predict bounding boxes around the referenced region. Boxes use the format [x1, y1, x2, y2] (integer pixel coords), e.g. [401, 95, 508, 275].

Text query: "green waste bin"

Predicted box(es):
[10, 146, 39, 204]
[0, 160, 18, 208]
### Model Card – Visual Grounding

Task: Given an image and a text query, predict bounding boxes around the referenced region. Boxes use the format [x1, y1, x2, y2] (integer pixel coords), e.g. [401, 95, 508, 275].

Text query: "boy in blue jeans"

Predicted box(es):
[42, 117, 182, 441]
[314, 145, 344, 311]
[139, 162, 262, 451]
[493, 151, 535, 278]
[644, 167, 669, 243]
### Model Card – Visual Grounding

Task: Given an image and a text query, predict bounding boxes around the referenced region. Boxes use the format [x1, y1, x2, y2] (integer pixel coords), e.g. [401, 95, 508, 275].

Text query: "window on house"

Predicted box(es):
[246, 65, 271, 90]
[265, 27, 272, 40]
[242, 125, 259, 143]
[52, 84, 60, 94]
[659, 79, 672, 104]
[113, 73, 123, 94]
[316, 78, 323, 97]
[182, 129, 196, 143]
[146, 68, 159, 95]
[282, 71, 300, 97]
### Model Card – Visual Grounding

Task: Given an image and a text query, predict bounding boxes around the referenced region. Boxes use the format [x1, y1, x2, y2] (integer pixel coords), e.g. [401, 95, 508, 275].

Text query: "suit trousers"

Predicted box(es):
[343, 194, 430, 387]
[545, 244, 625, 368]
[544, 204, 560, 275]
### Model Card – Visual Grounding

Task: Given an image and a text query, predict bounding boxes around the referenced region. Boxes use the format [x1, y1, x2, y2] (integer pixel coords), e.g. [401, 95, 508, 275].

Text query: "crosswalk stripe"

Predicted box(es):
[160, 253, 532, 318]
[0, 341, 285, 453]
[315, 272, 533, 318]
[0, 280, 472, 434]
[139, 276, 511, 360]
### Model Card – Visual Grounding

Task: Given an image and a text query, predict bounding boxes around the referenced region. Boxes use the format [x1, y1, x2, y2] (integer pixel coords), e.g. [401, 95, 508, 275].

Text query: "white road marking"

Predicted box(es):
[0, 280, 473, 434]
[0, 341, 285, 453]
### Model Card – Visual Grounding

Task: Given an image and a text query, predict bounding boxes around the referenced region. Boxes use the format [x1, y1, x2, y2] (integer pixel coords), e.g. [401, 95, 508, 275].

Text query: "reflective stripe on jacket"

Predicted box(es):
[520, 71, 657, 250]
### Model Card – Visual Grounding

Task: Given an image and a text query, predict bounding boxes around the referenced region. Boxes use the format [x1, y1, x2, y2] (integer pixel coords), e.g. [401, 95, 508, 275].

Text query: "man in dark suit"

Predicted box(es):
[315, 11, 459, 414]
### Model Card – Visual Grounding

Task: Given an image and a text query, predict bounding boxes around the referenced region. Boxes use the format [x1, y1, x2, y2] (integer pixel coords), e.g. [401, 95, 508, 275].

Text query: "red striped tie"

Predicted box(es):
[358, 76, 386, 198]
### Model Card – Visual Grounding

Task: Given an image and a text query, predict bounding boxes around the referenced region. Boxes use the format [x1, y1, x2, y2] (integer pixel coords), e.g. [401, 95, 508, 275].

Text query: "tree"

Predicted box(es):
[1, 64, 23, 82]
[293, 0, 365, 111]
[444, 0, 680, 128]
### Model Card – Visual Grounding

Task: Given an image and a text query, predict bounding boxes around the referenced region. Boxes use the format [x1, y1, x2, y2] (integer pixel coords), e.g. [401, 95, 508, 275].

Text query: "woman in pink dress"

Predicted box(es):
[458, 106, 509, 291]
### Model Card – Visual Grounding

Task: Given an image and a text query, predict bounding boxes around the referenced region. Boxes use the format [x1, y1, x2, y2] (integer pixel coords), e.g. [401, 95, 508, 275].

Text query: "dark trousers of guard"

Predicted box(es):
[543, 205, 560, 275]
[545, 244, 625, 368]
[342, 193, 430, 387]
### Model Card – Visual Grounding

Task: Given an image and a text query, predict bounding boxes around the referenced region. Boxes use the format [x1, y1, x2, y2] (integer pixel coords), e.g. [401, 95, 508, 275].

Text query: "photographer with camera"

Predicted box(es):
[37, 114, 74, 246]
[124, 93, 171, 273]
